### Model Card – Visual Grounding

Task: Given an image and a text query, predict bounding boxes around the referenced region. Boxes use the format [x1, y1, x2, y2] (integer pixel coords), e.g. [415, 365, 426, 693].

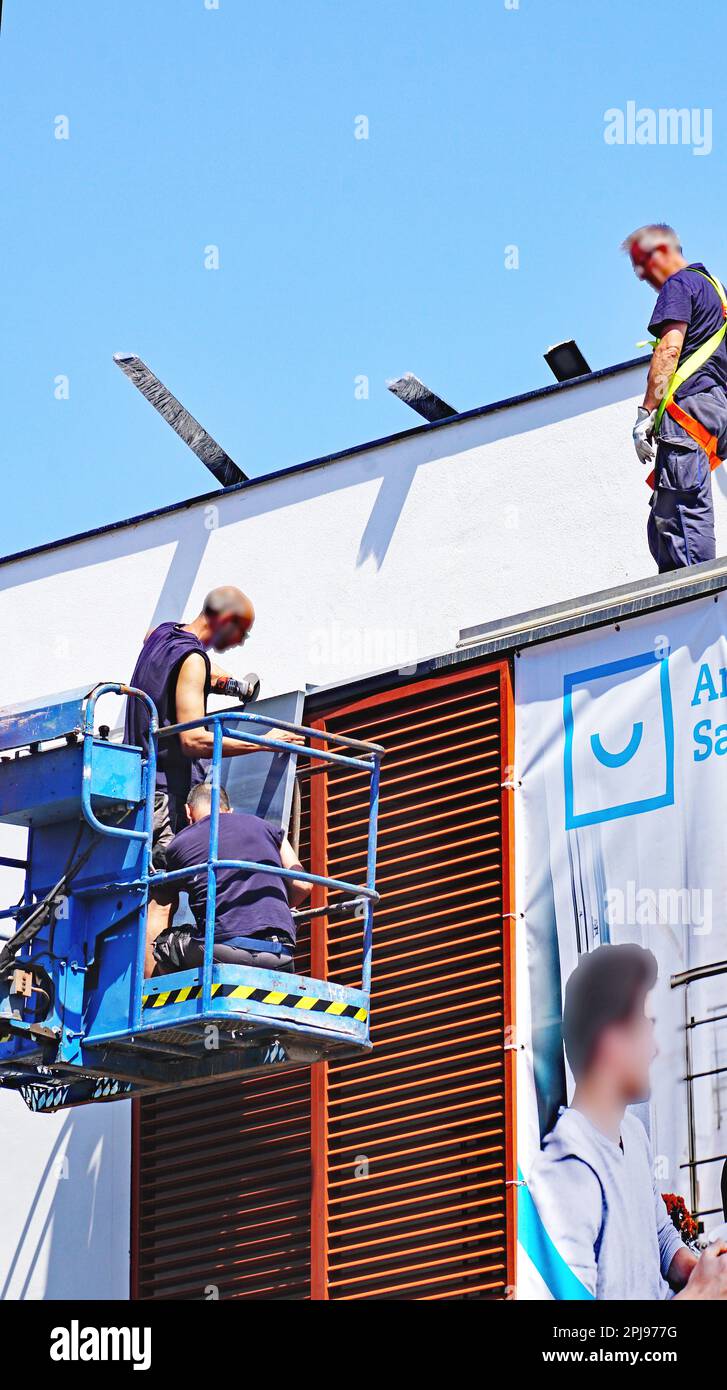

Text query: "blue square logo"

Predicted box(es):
[563, 651, 674, 829]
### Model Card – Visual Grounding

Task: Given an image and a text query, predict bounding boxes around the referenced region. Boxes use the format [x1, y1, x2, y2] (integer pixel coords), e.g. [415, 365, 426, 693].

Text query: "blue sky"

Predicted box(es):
[1, 0, 726, 554]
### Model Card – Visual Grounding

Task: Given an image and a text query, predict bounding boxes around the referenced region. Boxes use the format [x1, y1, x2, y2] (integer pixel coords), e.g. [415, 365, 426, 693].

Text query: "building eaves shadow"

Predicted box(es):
[0, 365, 642, 594]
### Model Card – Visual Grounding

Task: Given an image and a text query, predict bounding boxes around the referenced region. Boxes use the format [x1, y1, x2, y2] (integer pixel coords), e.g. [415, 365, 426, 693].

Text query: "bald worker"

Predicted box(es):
[124, 586, 301, 975]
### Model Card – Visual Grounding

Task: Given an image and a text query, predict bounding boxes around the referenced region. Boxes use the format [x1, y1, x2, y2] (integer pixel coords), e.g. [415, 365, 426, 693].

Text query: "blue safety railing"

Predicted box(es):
[81, 683, 159, 1031]
[78, 690, 383, 1033]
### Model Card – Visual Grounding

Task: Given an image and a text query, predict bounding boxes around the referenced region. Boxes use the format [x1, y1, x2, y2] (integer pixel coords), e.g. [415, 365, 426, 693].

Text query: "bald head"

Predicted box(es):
[204, 586, 254, 623]
[201, 586, 255, 651]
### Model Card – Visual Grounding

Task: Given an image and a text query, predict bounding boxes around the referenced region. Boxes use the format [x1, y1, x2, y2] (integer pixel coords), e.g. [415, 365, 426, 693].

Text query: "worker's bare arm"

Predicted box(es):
[208, 659, 236, 691]
[174, 655, 302, 758]
[280, 835, 312, 907]
[643, 321, 687, 411]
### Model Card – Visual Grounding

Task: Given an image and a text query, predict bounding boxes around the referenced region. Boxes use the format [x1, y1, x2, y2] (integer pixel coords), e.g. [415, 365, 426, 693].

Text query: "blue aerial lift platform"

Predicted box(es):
[0, 683, 382, 1112]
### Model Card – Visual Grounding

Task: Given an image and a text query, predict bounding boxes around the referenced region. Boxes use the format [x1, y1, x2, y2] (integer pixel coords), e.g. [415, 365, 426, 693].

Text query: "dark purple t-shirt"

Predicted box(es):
[124, 622, 211, 798]
[165, 811, 297, 945]
[648, 263, 727, 401]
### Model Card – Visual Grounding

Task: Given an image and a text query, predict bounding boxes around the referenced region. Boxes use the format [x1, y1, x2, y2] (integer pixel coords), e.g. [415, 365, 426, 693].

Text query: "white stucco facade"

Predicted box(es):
[2, 360, 725, 1299]
[4, 361, 714, 716]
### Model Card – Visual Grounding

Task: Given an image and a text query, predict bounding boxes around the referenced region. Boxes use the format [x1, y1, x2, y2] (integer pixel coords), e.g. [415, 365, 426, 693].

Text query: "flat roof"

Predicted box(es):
[0, 355, 648, 571]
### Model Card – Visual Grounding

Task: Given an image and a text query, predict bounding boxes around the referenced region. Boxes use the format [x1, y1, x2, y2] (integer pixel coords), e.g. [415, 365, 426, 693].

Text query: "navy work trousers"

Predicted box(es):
[648, 387, 727, 572]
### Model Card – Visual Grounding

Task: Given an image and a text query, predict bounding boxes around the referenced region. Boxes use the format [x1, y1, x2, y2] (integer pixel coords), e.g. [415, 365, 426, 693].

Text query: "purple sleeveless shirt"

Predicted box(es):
[124, 622, 211, 797]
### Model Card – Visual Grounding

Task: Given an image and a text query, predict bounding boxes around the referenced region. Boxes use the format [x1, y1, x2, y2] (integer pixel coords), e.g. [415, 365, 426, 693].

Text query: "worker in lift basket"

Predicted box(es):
[124, 585, 302, 977]
[528, 944, 727, 1300]
[625, 223, 727, 572]
[151, 782, 311, 974]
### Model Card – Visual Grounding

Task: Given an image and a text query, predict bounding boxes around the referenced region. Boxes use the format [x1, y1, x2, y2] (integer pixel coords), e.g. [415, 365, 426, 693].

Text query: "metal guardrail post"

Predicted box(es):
[81, 684, 157, 844]
[80, 683, 158, 1032]
[202, 719, 223, 1012]
[362, 754, 381, 995]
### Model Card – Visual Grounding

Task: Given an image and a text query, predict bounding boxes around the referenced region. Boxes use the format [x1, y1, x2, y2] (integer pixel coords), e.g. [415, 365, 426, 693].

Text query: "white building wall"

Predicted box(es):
[0, 1098, 130, 1300]
[2, 362, 726, 1298]
[5, 362, 720, 716]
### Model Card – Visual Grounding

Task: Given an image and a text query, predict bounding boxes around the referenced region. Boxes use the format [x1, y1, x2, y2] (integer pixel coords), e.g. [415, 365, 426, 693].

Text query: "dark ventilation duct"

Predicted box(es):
[113, 353, 247, 487]
[387, 373, 458, 423]
[543, 340, 591, 383]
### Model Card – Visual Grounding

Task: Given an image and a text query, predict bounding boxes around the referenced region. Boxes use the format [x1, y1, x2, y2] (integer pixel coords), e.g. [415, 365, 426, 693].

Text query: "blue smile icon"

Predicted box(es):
[590, 721, 643, 768]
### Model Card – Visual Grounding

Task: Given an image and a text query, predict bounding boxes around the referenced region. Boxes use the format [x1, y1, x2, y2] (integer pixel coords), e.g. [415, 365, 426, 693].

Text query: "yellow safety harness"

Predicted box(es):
[646, 268, 727, 488]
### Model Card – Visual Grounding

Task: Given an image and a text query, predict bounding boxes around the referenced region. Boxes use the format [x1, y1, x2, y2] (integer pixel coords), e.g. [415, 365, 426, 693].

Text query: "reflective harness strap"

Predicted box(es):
[665, 399, 721, 468]
[645, 399, 723, 489]
[646, 269, 727, 488]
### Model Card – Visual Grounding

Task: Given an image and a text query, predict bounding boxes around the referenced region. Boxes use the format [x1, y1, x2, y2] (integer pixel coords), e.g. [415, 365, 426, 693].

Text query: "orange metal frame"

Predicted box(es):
[307, 658, 517, 1299]
[499, 660, 518, 1294]
[310, 728, 330, 1301]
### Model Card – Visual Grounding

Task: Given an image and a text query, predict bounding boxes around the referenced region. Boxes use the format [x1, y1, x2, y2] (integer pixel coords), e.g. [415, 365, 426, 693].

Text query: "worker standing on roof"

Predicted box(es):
[124, 585, 302, 976]
[624, 224, 727, 572]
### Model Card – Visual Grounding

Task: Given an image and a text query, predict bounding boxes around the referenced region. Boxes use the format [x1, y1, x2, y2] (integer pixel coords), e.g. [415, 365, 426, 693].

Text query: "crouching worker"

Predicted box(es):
[152, 782, 310, 974]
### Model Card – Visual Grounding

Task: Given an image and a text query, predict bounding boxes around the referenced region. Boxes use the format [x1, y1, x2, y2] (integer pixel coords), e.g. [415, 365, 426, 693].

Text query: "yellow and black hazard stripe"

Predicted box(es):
[141, 979, 367, 1023]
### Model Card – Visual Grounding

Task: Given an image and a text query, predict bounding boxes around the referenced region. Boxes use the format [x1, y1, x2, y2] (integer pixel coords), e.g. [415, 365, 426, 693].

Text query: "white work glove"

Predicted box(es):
[633, 406, 656, 465]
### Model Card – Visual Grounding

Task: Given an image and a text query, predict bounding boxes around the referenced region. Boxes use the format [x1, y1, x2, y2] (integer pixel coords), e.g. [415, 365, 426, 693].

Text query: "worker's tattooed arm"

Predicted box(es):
[643, 321, 687, 412]
[209, 660, 235, 692]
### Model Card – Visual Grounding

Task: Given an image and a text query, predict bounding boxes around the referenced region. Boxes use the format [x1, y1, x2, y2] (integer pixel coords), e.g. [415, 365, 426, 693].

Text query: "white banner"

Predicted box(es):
[515, 591, 727, 1297]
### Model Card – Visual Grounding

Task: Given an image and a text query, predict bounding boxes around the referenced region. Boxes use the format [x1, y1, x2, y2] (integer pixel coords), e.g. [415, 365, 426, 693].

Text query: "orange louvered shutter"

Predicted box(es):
[309, 662, 516, 1299]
